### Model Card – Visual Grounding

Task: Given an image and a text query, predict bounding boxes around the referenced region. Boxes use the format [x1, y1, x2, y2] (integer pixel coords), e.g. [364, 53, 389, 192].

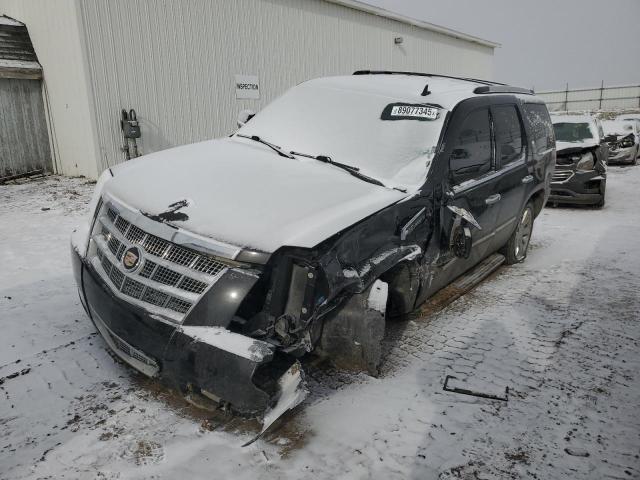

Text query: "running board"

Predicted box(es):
[414, 253, 505, 319]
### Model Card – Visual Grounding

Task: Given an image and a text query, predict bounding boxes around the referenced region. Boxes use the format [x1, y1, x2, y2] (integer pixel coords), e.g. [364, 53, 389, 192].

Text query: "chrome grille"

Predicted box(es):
[115, 215, 129, 235]
[106, 208, 117, 223]
[178, 277, 208, 294]
[166, 245, 198, 266]
[126, 224, 146, 244]
[152, 265, 182, 286]
[98, 253, 192, 314]
[552, 170, 573, 182]
[143, 235, 170, 257]
[109, 264, 125, 289]
[142, 288, 169, 308]
[139, 260, 156, 278]
[193, 256, 226, 276]
[89, 204, 232, 322]
[166, 297, 192, 314]
[121, 277, 145, 298]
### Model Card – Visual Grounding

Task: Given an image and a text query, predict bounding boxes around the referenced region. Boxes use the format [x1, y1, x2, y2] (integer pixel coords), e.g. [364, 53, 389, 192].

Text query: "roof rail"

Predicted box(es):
[473, 85, 534, 95]
[353, 70, 505, 86]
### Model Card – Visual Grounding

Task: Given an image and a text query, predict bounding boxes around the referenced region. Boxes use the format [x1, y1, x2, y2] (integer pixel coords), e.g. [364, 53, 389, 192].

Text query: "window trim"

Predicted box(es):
[449, 106, 495, 187]
[491, 103, 527, 170]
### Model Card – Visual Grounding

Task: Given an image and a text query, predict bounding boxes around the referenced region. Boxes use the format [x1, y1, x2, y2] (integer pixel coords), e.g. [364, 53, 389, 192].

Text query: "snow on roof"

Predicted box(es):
[324, 0, 499, 48]
[0, 15, 23, 26]
[305, 74, 527, 111]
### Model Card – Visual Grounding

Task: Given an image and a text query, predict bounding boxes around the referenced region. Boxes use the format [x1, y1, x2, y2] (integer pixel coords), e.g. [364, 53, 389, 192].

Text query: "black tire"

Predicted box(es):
[501, 203, 534, 265]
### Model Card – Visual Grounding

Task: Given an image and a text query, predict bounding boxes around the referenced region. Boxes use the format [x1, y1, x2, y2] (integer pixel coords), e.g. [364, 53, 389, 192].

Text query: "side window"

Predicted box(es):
[450, 108, 492, 184]
[523, 103, 554, 154]
[493, 105, 524, 168]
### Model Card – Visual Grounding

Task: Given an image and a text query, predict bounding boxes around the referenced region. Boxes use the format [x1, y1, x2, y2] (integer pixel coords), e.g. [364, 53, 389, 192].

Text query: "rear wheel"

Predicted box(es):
[501, 203, 534, 265]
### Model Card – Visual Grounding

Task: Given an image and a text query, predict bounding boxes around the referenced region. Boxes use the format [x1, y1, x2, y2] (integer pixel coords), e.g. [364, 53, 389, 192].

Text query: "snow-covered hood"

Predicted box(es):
[556, 140, 599, 154]
[106, 138, 407, 253]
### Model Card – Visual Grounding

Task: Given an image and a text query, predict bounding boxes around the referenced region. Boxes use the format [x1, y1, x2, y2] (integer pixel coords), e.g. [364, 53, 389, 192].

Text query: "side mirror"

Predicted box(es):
[446, 205, 480, 259]
[237, 109, 256, 128]
[451, 148, 469, 160]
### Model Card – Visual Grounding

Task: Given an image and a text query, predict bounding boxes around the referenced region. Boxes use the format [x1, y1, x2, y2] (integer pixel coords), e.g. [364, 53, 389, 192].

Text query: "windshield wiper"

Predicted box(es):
[236, 134, 295, 159]
[290, 150, 406, 192]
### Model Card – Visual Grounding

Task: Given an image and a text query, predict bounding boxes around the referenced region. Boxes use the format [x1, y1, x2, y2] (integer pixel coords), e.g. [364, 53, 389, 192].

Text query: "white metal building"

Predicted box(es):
[0, 0, 497, 179]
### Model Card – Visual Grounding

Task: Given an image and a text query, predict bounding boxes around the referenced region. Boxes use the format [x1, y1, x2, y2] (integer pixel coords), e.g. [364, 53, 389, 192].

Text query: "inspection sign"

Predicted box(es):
[235, 74, 260, 99]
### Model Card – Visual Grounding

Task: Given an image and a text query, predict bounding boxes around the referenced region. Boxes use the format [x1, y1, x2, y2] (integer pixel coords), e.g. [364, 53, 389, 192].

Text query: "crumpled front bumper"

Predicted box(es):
[608, 146, 637, 164]
[72, 245, 289, 415]
[549, 169, 605, 205]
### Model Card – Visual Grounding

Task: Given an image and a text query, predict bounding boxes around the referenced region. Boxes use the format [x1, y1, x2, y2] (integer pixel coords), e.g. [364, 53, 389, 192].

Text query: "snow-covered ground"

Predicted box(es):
[1, 168, 639, 479]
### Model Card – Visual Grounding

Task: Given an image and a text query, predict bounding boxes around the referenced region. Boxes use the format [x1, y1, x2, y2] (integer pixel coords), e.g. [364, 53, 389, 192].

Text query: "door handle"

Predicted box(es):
[522, 175, 534, 184]
[485, 194, 501, 206]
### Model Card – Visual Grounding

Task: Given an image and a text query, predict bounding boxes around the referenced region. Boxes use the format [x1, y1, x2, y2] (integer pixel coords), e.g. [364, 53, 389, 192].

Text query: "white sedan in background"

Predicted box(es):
[602, 120, 639, 165]
[614, 114, 640, 158]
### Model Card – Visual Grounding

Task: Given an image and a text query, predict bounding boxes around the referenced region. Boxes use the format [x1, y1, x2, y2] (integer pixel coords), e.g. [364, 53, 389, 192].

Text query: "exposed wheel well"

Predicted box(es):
[529, 188, 546, 218]
[380, 260, 420, 317]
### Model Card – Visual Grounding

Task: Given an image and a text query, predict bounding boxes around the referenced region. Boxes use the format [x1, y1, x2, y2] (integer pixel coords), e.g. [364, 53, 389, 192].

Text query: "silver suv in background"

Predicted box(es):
[549, 115, 608, 207]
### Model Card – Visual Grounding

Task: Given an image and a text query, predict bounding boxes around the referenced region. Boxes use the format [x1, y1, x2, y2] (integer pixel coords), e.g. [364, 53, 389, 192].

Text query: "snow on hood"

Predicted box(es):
[602, 120, 635, 137]
[555, 139, 599, 153]
[107, 138, 407, 253]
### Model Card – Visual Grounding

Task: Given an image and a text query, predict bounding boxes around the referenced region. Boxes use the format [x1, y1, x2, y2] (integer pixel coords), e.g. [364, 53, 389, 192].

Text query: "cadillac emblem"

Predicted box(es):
[122, 246, 141, 271]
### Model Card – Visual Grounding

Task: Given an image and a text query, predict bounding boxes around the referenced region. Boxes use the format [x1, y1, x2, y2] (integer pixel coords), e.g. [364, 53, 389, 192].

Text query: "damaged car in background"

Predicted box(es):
[602, 120, 639, 166]
[71, 71, 554, 429]
[549, 115, 608, 207]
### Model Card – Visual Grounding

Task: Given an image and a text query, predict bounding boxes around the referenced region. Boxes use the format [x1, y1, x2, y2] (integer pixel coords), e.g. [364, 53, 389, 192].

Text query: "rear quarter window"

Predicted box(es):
[523, 103, 554, 153]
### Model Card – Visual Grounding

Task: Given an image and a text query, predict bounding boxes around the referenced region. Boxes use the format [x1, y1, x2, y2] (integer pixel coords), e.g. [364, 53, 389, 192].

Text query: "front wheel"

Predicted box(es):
[501, 203, 534, 265]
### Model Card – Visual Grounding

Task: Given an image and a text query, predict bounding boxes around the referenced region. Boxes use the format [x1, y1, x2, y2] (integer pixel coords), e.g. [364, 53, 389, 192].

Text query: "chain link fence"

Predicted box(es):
[536, 83, 640, 114]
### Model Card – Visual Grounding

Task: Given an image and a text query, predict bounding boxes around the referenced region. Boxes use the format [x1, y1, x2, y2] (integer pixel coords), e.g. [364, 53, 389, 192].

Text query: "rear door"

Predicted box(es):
[491, 103, 529, 249]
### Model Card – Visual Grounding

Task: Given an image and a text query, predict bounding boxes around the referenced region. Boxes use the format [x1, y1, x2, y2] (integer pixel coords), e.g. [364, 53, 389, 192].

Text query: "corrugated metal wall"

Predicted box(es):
[537, 84, 640, 112]
[79, 0, 494, 173]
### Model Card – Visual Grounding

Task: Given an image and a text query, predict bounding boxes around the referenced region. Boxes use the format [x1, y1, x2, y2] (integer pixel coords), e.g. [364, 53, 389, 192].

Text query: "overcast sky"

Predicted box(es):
[363, 0, 640, 91]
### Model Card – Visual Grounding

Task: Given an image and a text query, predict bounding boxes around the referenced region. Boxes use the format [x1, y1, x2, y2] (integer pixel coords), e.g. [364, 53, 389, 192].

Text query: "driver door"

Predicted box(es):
[436, 106, 502, 283]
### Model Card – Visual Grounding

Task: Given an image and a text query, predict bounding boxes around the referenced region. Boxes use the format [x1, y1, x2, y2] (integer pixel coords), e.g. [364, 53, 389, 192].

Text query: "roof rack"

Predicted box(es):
[473, 85, 534, 95]
[353, 70, 505, 87]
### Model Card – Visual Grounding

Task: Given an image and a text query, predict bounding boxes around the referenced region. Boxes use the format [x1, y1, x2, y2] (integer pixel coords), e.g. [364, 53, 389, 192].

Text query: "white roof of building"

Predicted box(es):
[0, 15, 22, 26]
[325, 0, 499, 48]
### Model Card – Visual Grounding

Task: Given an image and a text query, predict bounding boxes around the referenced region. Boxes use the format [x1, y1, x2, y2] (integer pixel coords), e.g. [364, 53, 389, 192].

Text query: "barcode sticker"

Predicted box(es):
[381, 103, 440, 121]
[390, 105, 438, 119]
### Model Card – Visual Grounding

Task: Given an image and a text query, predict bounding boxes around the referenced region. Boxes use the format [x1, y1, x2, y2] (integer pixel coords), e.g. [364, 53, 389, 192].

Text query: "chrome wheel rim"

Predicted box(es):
[514, 208, 532, 261]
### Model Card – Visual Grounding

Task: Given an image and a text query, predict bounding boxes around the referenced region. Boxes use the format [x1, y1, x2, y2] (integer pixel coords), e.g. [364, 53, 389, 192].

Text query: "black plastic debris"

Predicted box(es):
[443, 375, 508, 402]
